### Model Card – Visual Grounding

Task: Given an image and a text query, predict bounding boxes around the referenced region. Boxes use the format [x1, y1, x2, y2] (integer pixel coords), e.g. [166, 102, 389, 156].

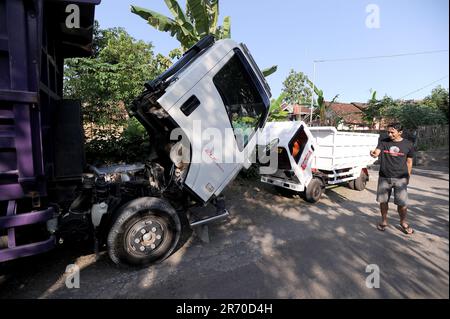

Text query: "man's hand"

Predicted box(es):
[370, 149, 381, 158]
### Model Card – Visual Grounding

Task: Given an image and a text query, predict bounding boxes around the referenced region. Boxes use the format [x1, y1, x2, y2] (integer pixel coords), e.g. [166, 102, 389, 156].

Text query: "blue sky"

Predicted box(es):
[95, 0, 449, 103]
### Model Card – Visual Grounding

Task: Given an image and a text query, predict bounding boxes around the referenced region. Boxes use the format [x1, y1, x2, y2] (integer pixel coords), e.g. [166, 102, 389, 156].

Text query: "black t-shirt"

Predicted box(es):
[377, 138, 415, 178]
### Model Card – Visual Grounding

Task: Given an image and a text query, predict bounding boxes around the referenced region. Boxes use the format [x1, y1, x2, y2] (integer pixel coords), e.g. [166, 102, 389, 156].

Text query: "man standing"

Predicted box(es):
[370, 123, 415, 235]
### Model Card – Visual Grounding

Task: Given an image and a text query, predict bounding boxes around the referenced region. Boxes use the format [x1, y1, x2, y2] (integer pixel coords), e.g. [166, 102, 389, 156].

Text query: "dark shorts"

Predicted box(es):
[376, 177, 409, 207]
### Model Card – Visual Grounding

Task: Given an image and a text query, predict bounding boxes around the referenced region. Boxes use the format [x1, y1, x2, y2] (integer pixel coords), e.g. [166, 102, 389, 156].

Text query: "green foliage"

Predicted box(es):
[383, 101, 447, 129]
[65, 26, 166, 108]
[131, 0, 277, 77]
[282, 70, 312, 105]
[423, 86, 449, 120]
[362, 94, 394, 128]
[262, 65, 278, 78]
[280, 70, 341, 125]
[131, 0, 230, 50]
[363, 87, 449, 130]
[64, 25, 168, 164]
[305, 78, 339, 125]
[268, 92, 289, 121]
[84, 118, 151, 165]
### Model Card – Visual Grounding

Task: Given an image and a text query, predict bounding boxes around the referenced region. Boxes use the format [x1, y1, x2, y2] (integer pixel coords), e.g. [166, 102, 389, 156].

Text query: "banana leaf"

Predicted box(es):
[222, 16, 231, 38]
[186, 0, 210, 37]
[262, 65, 277, 77]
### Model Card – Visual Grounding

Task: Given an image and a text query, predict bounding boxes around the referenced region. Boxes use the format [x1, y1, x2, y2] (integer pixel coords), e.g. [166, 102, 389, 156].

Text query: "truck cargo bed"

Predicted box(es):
[308, 127, 379, 171]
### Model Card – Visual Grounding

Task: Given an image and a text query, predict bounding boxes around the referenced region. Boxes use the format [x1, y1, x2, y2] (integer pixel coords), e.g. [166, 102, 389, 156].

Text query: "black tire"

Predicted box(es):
[304, 178, 324, 203]
[354, 171, 368, 191]
[107, 197, 181, 266]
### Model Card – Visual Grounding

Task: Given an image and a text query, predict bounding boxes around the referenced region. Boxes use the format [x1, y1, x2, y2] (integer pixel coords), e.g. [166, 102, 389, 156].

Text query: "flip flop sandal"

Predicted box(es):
[377, 224, 388, 231]
[399, 224, 414, 235]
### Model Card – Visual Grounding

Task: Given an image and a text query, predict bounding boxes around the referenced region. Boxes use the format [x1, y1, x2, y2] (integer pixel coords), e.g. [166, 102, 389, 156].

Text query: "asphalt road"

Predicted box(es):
[0, 166, 448, 299]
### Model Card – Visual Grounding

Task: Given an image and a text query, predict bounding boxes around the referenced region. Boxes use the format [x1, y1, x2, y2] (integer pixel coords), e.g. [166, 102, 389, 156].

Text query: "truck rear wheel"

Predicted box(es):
[353, 170, 368, 191]
[304, 178, 323, 203]
[107, 197, 181, 266]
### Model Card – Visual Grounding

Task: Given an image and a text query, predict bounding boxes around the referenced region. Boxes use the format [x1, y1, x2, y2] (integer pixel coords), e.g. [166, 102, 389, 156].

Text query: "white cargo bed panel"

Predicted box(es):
[308, 127, 379, 171]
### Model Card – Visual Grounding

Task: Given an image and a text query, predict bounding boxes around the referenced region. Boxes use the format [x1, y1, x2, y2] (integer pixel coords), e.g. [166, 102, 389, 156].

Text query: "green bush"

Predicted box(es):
[85, 118, 150, 165]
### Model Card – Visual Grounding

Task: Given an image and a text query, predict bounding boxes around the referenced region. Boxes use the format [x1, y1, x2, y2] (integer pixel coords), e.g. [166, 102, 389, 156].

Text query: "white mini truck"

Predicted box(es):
[258, 122, 379, 203]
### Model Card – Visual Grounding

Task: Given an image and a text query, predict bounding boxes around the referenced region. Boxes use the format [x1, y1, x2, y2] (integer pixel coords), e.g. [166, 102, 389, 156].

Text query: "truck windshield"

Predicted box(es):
[213, 51, 267, 151]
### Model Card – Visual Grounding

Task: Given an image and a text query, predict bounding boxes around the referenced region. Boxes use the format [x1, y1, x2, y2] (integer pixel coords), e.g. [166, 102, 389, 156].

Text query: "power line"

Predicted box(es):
[314, 49, 449, 63]
[399, 75, 449, 99]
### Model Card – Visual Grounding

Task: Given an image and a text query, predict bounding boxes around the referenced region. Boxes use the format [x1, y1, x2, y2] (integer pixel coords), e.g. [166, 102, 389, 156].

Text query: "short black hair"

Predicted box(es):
[387, 122, 404, 132]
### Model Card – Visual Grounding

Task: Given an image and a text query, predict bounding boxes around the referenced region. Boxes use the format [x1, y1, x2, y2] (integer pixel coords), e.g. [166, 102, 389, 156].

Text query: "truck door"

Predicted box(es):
[288, 125, 316, 185]
[164, 48, 270, 203]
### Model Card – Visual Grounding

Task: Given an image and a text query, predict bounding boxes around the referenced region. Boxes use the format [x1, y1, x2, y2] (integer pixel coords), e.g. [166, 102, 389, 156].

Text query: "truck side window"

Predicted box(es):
[213, 53, 266, 151]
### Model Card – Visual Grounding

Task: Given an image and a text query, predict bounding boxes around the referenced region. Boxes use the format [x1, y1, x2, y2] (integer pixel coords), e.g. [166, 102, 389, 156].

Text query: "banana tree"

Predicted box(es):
[268, 92, 289, 121]
[130, 0, 277, 77]
[307, 79, 339, 125]
[362, 90, 383, 129]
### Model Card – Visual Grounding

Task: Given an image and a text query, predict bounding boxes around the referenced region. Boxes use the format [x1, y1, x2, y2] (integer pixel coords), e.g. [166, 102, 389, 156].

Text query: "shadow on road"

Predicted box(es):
[0, 172, 448, 299]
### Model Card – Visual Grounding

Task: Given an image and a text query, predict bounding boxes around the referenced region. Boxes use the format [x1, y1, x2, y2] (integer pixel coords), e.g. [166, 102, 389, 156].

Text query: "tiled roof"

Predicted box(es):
[325, 102, 366, 125]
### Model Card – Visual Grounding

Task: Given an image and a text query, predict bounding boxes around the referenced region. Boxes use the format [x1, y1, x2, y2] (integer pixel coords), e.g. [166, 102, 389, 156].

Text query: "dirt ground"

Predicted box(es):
[0, 166, 448, 299]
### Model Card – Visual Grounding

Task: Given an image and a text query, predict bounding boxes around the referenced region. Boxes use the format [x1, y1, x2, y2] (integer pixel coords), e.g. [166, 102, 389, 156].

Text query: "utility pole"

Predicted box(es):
[310, 61, 316, 125]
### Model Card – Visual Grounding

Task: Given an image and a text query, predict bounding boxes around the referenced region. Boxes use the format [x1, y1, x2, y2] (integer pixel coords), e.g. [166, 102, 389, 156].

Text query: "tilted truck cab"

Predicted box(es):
[132, 36, 271, 205]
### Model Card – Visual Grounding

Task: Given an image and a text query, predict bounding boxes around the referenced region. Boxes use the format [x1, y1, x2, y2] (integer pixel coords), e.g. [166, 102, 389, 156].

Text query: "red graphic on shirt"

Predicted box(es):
[384, 146, 405, 157]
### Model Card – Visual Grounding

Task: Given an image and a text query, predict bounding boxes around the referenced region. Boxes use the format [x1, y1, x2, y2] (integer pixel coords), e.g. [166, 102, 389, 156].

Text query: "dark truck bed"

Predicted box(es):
[0, 0, 100, 262]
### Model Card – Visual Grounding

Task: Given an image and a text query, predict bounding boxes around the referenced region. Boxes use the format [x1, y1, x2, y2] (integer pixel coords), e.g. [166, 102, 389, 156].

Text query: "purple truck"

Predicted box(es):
[1, 0, 273, 267]
[0, 0, 101, 263]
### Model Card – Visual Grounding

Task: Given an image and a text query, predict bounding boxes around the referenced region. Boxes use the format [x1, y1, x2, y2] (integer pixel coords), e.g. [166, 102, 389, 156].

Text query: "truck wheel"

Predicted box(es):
[354, 171, 368, 191]
[107, 197, 181, 266]
[305, 178, 323, 203]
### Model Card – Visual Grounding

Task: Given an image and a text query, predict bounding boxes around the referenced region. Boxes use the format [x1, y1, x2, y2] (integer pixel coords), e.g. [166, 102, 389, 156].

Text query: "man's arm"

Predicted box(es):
[406, 142, 415, 178]
[407, 157, 413, 177]
[370, 149, 381, 158]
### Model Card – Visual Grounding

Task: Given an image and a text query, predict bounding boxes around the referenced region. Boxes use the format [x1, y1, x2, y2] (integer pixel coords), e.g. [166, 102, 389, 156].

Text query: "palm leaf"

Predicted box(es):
[330, 94, 339, 104]
[307, 78, 323, 97]
[269, 92, 287, 113]
[208, 0, 220, 33]
[371, 90, 377, 101]
[262, 65, 277, 77]
[186, 0, 210, 37]
[131, 5, 176, 32]
[131, 5, 195, 48]
[164, 0, 196, 36]
[222, 16, 231, 38]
